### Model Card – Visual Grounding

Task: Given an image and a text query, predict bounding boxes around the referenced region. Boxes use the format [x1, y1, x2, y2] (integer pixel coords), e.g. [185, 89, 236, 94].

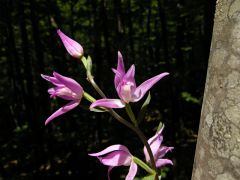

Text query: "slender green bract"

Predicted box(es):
[133, 156, 156, 175]
[137, 92, 151, 123]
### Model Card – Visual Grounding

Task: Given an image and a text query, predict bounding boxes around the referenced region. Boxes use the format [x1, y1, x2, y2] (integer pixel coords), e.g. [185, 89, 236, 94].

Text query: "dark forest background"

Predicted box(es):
[0, 0, 216, 179]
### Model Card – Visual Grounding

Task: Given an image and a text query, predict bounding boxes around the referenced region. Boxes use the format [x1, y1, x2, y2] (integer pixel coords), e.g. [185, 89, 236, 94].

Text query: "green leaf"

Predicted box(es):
[134, 174, 158, 180]
[181, 92, 200, 104]
[79, 105, 107, 113]
[142, 175, 157, 180]
[156, 121, 163, 133]
[90, 108, 107, 113]
[132, 156, 155, 174]
[13, 124, 28, 133]
[181, 47, 192, 51]
[137, 92, 151, 123]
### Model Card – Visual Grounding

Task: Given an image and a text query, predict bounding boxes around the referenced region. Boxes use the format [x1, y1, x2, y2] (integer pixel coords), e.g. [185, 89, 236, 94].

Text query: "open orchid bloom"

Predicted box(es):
[144, 125, 174, 168]
[89, 145, 138, 180]
[41, 72, 83, 125]
[57, 29, 84, 58]
[90, 51, 169, 109]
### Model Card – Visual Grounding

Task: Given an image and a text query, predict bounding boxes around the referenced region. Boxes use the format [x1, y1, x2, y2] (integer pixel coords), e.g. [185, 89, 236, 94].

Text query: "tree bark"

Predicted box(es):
[192, 1, 240, 179]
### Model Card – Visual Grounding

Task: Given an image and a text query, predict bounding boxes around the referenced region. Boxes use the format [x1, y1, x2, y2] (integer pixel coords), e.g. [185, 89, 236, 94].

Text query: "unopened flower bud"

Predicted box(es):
[57, 29, 84, 58]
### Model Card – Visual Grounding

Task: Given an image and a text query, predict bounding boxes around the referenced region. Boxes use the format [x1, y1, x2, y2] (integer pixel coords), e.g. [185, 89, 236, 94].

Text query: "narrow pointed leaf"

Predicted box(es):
[90, 108, 108, 113]
[137, 92, 151, 123]
[79, 104, 107, 112]
[134, 174, 157, 180]
[132, 156, 155, 175]
[156, 122, 164, 133]
[142, 175, 156, 180]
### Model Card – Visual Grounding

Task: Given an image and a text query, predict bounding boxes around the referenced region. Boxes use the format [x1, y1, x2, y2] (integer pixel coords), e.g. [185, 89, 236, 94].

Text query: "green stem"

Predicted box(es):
[87, 74, 106, 98]
[108, 110, 158, 173]
[83, 92, 96, 103]
[125, 103, 138, 127]
[87, 75, 158, 179]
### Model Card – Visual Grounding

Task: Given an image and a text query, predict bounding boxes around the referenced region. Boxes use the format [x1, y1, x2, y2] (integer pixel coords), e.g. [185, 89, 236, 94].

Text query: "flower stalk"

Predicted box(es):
[87, 73, 106, 98]
[86, 75, 159, 179]
[42, 30, 173, 180]
[83, 92, 96, 103]
[125, 103, 138, 127]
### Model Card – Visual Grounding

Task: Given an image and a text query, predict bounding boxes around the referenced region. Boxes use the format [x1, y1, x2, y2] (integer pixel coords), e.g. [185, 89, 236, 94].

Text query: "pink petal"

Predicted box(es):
[113, 51, 126, 89]
[144, 135, 163, 162]
[98, 151, 132, 166]
[53, 72, 83, 95]
[158, 146, 174, 158]
[124, 65, 136, 83]
[125, 161, 138, 180]
[155, 159, 173, 168]
[117, 51, 125, 75]
[48, 88, 55, 97]
[133, 72, 169, 102]
[90, 99, 125, 109]
[41, 74, 63, 87]
[48, 87, 77, 100]
[115, 65, 136, 101]
[147, 125, 164, 145]
[89, 145, 131, 157]
[45, 100, 80, 125]
[144, 125, 165, 162]
[57, 29, 83, 58]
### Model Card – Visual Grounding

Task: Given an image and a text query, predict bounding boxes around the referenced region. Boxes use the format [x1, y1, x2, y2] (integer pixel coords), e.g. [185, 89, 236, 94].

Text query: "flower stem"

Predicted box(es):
[125, 104, 138, 127]
[83, 92, 96, 103]
[108, 109, 158, 176]
[87, 74, 106, 98]
[87, 75, 159, 179]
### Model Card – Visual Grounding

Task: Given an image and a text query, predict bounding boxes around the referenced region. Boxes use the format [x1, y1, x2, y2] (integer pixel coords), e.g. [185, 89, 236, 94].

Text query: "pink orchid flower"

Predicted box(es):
[90, 51, 169, 109]
[89, 145, 138, 180]
[144, 125, 174, 168]
[41, 72, 83, 125]
[57, 29, 84, 58]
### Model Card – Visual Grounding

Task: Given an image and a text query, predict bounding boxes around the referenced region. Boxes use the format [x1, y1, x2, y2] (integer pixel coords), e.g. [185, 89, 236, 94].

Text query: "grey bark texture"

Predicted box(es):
[192, 0, 240, 180]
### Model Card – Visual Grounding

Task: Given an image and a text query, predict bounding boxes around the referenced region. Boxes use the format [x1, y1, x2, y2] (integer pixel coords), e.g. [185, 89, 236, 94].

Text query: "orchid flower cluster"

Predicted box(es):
[42, 29, 173, 180]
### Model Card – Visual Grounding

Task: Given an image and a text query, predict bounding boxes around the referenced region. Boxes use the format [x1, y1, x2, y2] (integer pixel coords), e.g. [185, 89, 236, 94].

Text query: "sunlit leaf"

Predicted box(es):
[137, 92, 151, 123]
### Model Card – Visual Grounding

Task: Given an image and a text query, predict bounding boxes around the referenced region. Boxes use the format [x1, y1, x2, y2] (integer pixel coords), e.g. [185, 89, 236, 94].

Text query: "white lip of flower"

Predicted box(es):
[123, 155, 133, 166]
[121, 82, 134, 103]
[57, 87, 79, 99]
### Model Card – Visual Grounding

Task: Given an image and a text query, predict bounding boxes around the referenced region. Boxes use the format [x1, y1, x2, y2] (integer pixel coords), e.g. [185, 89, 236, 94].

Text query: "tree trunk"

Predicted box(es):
[192, 1, 240, 179]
